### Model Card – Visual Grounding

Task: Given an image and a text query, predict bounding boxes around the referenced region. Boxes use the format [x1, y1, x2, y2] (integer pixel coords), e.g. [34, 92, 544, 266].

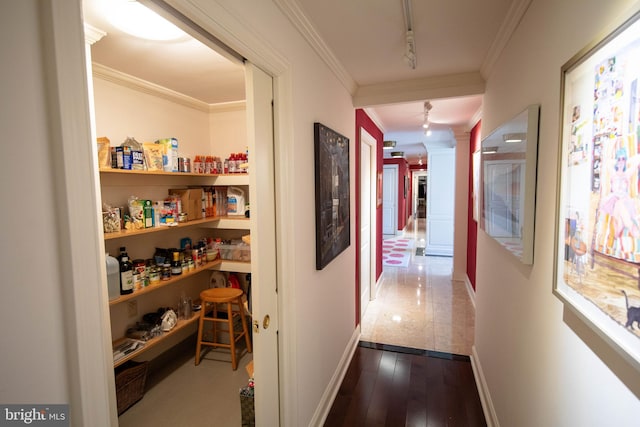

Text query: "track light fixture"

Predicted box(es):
[423, 101, 432, 132]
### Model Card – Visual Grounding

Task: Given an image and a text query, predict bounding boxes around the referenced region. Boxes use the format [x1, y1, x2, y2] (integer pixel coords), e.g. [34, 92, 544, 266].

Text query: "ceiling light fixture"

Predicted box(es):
[503, 133, 527, 143]
[383, 140, 397, 150]
[402, 0, 416, 69]
[391, 151, 405, 158]
[107, 0, 186, 41]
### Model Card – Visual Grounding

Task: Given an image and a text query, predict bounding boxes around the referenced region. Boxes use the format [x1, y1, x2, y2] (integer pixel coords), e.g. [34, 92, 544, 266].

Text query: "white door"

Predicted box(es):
[245, 63, 279, 425]
[383, 165, 398, 235]
[426, 148, 455, 256]
[360, 129, 377, 317]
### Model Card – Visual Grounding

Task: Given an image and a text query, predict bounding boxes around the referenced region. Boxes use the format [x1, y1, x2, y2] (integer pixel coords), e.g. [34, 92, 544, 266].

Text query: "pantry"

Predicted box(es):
[83, 0, 279, 424]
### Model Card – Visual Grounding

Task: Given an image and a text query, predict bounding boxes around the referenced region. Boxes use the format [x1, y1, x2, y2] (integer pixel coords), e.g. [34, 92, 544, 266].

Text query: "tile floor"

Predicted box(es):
[361, 218, 476, 356]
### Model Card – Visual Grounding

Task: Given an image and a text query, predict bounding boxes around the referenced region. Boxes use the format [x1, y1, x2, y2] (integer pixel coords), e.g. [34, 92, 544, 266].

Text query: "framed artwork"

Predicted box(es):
[480, 104, 540, 264]
[314, 123, 350, 270]
[377, 171, 383, 208]
[553, 10, 640, 372]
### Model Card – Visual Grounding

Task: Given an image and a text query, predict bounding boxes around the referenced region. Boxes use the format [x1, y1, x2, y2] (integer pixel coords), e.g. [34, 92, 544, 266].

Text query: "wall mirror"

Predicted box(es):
[480, 104, 540, 264]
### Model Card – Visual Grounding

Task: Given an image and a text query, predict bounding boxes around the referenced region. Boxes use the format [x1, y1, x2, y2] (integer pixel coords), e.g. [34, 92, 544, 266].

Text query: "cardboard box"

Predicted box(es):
[169, 188, 204, 221]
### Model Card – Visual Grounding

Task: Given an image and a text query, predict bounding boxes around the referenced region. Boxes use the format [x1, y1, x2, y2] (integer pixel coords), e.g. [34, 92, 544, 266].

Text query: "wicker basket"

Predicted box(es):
[115, 361, 149, 415]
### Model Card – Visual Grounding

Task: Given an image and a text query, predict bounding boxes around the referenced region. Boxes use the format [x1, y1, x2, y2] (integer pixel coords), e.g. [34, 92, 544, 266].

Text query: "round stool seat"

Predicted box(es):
[200, 287, 243, 303]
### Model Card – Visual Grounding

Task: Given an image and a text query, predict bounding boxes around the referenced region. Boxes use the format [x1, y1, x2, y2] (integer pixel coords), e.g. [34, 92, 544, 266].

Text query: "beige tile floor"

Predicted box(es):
[361, 218, 476, 355]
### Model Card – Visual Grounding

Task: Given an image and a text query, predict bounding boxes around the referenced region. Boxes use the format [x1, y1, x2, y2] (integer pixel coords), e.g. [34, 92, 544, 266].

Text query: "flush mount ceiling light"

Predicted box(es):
[402, 0, 416, 69]
[503, 132, 527, 143]
[107, 0, 186, 41]
[383, 140, 397, 150]
[391, 151, 405, 158]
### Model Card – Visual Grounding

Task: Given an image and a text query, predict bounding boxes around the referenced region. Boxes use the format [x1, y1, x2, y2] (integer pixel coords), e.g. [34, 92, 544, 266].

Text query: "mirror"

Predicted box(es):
[480, 105, 540, 264]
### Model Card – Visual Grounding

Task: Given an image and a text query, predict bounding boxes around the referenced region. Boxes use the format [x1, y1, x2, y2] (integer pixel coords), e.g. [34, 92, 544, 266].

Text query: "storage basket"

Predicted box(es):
[115, 360, 149, 415]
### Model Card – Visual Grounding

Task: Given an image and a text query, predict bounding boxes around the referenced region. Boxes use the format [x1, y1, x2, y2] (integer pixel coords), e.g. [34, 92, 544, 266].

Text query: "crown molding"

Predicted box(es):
[354, 72, 485, 108]
[480, 0, 533, 79]
[84, 24, 106, 45]
[92, 63, 244, 113]
[273, 0, 357, 95]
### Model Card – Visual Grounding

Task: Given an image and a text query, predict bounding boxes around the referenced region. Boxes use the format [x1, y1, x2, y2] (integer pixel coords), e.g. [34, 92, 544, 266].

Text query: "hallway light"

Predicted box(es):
[107, 0, 186, 41]
[383, 140, 397, 150]
[391, 151, 404, 158]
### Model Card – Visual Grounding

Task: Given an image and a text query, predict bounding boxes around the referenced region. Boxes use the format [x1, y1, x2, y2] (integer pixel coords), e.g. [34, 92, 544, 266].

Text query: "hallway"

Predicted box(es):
[361, 218, 476, 356]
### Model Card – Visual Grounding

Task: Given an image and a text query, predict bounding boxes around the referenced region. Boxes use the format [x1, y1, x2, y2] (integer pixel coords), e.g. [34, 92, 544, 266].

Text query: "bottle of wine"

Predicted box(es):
[118, 246, 134, 295]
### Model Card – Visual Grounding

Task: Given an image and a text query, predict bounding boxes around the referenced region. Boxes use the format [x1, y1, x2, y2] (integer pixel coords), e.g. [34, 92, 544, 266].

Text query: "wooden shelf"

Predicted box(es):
[210, 260, 252, 274]
[109, 260, 220, 306]
[103, 216, 248, 240]
[99, 168, 247, 179]
[112, 311, 201, 368]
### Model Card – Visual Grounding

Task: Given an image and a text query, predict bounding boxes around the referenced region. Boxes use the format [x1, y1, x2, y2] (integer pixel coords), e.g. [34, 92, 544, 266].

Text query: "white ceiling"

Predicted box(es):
[83, 0, 523, 164]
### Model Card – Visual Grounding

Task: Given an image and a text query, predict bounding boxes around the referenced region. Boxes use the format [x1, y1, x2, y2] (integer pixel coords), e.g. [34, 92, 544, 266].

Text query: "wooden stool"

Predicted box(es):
[195, 288, 252, 370]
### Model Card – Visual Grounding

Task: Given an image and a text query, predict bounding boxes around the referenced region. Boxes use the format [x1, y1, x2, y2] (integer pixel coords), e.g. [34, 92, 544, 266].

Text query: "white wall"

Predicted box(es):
[476, 0, 640, 425]
[0, 0, 72, 404]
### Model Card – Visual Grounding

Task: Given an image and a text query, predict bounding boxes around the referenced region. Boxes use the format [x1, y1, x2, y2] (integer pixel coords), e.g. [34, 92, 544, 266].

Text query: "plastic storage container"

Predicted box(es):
[106, 253, 120, 301]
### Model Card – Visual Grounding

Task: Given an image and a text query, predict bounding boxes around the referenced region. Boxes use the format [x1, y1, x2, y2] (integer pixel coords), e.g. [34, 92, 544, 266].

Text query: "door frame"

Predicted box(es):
[359, 128, 377, 318]
[48, 0, 295, 423]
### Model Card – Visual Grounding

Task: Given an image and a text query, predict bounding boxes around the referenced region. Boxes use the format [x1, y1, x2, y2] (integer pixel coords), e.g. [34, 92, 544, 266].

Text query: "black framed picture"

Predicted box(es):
[314, 122, 350, 270]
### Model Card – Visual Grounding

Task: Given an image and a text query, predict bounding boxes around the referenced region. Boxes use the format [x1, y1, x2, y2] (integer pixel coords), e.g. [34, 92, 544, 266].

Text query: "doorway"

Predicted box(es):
[413, 171, 427, 219]
[360, 128, 377, 318]
[83, 2, 280, 424]
[382, 164, 398, 237]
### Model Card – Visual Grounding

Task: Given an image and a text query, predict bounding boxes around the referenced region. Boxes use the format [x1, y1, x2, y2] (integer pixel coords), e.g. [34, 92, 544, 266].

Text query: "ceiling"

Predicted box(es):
[83, 0, 523, 164]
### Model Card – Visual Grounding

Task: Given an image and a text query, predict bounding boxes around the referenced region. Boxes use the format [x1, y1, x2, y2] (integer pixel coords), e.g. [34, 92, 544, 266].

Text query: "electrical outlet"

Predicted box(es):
[127, 300, 138, 317]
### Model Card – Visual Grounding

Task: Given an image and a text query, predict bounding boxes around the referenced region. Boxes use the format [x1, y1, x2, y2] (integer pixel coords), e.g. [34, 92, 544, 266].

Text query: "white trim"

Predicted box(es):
[42, 1, 116, 423]
[471, 345, 500, 427]
[360, 128, 378, 316]
[354, 72, 485, 108]
[92, 62, 211, 112]
[272, 0, 357, 95]
[480, 0, 533, 79]
[311, 328, 361, 426]
[464, 276, 477, 310]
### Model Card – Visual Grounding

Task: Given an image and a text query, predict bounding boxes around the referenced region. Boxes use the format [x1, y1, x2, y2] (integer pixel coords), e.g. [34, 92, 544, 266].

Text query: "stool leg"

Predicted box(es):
[195, 301, 206, 365]
[237, 296, 252, 354]
[227, 302, 238, 370]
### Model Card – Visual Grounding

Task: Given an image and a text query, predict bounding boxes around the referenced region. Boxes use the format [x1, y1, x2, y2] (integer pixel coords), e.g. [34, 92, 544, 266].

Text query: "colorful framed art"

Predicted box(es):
[553, 10, 640, 371]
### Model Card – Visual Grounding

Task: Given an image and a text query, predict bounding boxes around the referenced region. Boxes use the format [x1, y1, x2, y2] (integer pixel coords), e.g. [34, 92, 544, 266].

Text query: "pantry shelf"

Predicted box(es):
[210, 260, 252, 274]
[112, 311, 200, 368]
[108, 260, 220, 306]
[103, 216, 248, 240]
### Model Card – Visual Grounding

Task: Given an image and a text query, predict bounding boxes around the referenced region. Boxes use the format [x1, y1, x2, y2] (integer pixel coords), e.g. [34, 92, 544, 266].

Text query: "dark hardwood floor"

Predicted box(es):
[324, 342, 487, 427]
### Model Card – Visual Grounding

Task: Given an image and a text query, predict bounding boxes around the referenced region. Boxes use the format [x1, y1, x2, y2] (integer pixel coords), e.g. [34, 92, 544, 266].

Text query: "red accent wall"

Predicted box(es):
[384, 158, 411, 230]
[467, 121, 481, 290]
[355, 109, 384, 325]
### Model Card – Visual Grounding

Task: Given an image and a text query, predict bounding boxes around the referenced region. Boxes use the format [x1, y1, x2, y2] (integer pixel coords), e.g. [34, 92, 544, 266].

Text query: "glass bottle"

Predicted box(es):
[118, 246, 134, 295]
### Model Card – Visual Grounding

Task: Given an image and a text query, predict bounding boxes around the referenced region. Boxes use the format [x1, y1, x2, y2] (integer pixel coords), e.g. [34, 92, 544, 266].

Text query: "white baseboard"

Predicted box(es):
[310, 327, 360, 426]
[464, 275, 476, 310]
[471, 345, 499, 427]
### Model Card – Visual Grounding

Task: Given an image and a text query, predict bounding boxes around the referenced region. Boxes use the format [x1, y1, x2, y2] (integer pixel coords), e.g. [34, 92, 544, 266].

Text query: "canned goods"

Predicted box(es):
[149, 266, 160, 284]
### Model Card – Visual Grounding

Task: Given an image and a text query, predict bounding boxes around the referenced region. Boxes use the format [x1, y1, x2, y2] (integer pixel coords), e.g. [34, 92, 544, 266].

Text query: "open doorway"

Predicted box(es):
[83, 1, 280, 424]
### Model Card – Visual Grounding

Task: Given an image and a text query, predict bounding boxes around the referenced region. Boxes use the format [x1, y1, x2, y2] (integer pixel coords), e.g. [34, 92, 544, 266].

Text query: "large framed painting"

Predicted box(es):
[554, 10, 640, 372]
[314, 123, 350, 270]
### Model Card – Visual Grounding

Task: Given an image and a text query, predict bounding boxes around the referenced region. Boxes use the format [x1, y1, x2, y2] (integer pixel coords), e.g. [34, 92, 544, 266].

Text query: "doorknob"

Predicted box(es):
[262, 314, 270, 330]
